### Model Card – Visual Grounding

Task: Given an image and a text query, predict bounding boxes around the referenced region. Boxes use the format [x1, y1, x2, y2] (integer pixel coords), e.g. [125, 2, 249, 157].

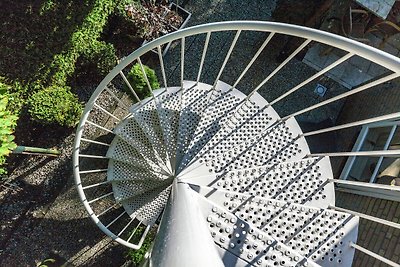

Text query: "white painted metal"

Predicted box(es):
[193, 185, 358, 266]
[369, 125, 397, 183]
[150, 182, 224, 267]
[351, 243, 400, 267]
[120, 70, 141, 103]
[329, 205, 400, 229]
[270, 53, 353, 106]
[232, 32, 275, 88]
[248, 39, 312, 98]
[303, 112, 400, 137]
[282, 73, 399, 120]
[72, 21, 400, 265]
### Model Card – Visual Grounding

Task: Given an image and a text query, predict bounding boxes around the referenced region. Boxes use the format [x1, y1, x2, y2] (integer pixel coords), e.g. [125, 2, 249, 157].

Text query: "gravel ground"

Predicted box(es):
[0, 85, 128, 266]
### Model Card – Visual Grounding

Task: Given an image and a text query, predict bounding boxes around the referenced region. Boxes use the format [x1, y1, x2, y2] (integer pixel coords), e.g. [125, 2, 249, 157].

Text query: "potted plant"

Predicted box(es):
[125, 0, 192, 55]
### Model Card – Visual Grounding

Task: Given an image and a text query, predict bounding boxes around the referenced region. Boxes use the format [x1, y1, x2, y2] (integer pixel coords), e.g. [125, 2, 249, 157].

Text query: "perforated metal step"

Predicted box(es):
[153, 86, 183, 171]
[178, 81, 247, 171]
[193, 185, 358, 266]
[106, 137, 166, 175]
[181, 157, 334, 208]
[122, 185, 172, 226]
[180, 117, 309, 177]
[107, 160, 169, 182]
[129, 97, 170, 170]
[100, 79, 358, 266]
[181, 89, 281, 171]
[194, 187, 320, 267]
[175, 81, 214, 168]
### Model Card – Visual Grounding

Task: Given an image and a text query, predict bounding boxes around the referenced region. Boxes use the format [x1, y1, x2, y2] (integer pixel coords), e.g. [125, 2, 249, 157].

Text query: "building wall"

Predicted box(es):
[330, 79, 400, 177]
[336, 191, 400, 266]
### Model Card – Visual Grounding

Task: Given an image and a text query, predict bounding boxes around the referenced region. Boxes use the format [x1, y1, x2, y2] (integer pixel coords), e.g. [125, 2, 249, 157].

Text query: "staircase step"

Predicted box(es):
[122, 185, 172, 226]
[193, 185, 359, 266]
[180, 117, 310, 177]
[184, 91, 280, 170]
[112, 178, 172, 203]
[129, 91, 170, 168]
[178, 81, 247, 171]
[113, 117, 163, 165]
[107, 160, 169, 182]
[154, 86, 183, 171]
[175, 81, 215, 168]
[194, 188, 319, 267]
[181, 157, 334, 208]
[106, 137, 167, 175]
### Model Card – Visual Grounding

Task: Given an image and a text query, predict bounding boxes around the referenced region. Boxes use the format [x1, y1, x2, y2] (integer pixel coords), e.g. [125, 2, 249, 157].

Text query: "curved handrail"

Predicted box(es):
[73, 21, 400, 250]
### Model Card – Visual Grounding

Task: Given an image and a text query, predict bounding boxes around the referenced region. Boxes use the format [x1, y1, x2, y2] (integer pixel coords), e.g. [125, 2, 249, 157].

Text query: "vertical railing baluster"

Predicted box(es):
[93, 103, 121, 121]
[212, 30, 242, 89]
[157, 45, 168, 91]
[247, 38, 311, 98]
[269, 52, 354, 106]
[181, 37, 185, 90]
[350, 243, 400, 267]
[137, 57, 156, 99]
[232, 32, 275, 88]
[120, 71, 141, 103]
[302, 112, 400, 137]
[104, 86, 130, 110]
[369, 125, 397, 183]
[197, 32, 211, 84]
[282, 73, 399, 121]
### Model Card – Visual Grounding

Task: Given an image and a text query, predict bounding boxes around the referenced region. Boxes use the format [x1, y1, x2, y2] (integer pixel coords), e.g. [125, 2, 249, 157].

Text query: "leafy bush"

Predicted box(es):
[83, 41, 117, 76]
[49, 0, 118, 87]
[125, 226, 156, 265]
[125, 63, 160, 101]
[0, 82, 18, 175]
[27, 87, 83, 127]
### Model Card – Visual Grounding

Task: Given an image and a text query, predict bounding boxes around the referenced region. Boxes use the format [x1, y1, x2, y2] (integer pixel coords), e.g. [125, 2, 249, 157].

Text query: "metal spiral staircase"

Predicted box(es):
[73, 22, 400, 266]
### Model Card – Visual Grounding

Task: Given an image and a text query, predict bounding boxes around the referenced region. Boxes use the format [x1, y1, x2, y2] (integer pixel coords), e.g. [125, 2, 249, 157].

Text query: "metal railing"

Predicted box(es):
[73, 21, 400, 266]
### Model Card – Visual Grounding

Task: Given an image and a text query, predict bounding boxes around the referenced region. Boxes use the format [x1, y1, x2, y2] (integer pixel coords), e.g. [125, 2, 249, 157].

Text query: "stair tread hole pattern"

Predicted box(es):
[108, 160, 168, 182]
[180, 90, 243, 169]
[196, 99, 278, 161]
[114, 118, 157, 163]
[218, 192, 353, 262]
[112, 179, 170, 203]
[122, 185, 172, 225]
[200, 199, 315, 267]
[176, 84, 213, 165]
[202, 121, 305, 173]
[156, 89, 182, 160]
[208, 158, 330, 206]
[107, 138, 163, 173]
[131, 100, 168, 162]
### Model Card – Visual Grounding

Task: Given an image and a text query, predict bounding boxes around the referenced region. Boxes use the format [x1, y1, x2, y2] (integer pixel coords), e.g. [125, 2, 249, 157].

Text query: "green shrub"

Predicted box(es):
[28, 87, 83, 127]
[125, 226, 156, 265]
[125, 63, 159, 101]
[49, 0, 118, 87]
[0, 82, 18, 175]
[81, 41, 117, 76]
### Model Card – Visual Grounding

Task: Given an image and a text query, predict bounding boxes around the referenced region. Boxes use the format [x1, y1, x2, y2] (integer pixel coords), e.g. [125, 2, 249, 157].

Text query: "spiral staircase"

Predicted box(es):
[73, 22, 400, 266]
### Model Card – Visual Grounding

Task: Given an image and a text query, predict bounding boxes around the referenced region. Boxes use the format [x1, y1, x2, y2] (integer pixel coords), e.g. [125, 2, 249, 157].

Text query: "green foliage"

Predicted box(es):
[126, 63, 160, 101]
[81, 40, 117, 76]
[49, 0, 118, 87]
[125, 226, 156, 265]
[0, 81, 18, 175]
[27, 87, 83, 127]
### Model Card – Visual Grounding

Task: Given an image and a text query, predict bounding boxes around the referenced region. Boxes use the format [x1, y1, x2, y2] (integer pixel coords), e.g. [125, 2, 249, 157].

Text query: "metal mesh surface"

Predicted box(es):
[194, 186, 357, 266]
[97, 79, 358, 265]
